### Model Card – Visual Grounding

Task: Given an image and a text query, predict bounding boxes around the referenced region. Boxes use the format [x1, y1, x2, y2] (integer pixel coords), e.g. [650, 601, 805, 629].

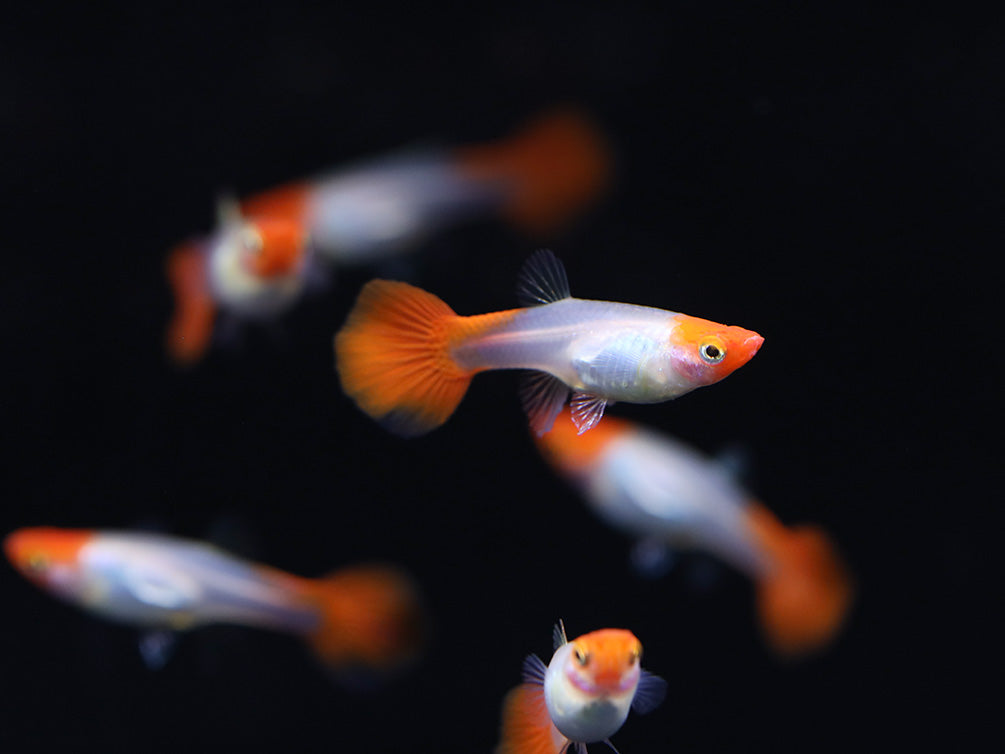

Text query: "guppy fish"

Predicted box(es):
[166, 110, 610, 366]
[497, 621, 666, 754]
[535, 411, 854, 656]
[5, 527, 425, 673]
[335, 249, 763, 436]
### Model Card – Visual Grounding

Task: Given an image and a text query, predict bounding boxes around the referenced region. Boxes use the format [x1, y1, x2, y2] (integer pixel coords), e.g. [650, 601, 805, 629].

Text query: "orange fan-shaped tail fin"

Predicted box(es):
[165, 241, 215, 367]
[746, 503, 855, 657]
[456, 108, 612, 235]
[496, 682, 567, 754]
[305, 565, 427, 674]
[335, 280, 479, 436]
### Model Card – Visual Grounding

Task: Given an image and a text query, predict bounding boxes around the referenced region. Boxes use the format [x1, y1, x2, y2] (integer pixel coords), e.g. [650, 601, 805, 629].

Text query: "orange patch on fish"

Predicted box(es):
[456, 109, 611, 235]
[745, 502, 854, 656]
[164, 241, 216, 366]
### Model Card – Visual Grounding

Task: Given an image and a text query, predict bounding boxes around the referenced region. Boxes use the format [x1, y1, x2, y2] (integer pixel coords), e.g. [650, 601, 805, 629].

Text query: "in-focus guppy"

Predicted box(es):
[496, 621, 666, 754]
[336, 249, 763, 436]
[5, 527, 426, 674]
[165, 110, 610, 365]
[535, 410, 854, 656]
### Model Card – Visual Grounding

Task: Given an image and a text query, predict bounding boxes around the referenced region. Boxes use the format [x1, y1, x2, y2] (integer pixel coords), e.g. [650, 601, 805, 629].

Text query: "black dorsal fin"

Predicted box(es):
[516, 249, 572, 306]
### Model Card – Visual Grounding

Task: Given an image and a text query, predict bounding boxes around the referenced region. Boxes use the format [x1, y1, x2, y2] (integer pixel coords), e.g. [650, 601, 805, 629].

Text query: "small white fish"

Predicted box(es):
[535, 412, 855, 656]
[496, 621, 666, 754]
[335, 249, 763, 436]
[5, 527, 426, 674]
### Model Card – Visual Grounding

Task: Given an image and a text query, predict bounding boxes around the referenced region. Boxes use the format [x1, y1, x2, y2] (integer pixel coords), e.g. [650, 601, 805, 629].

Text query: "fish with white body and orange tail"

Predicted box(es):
[534, 410, 855, 657]
[335, 249, 763, 436]
[166, 109, 610, 366]
[496, 621, 666, 754]
[4, 527, 426, 676]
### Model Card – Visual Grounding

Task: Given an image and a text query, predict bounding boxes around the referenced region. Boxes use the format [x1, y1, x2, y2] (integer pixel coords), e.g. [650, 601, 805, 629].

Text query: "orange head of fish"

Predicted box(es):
[4, 527, 91, 595]
[669, 315, 763, 386]
[565, 629, 643, 696]
[238, 218, 308, 278]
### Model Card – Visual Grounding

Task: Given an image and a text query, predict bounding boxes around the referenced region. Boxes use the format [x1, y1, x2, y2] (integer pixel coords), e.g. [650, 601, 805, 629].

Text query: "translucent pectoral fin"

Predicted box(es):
[522, 654, 548, 685]
[138, 630, 178, 670]
[631, 670, 668, 714]
[570, 392, 608, 434]
[630, 539, 676, 579]
[520, 371, 569, 436]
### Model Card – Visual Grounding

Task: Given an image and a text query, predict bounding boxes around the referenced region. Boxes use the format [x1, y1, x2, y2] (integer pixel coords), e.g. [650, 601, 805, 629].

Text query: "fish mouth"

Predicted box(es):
[744, 333, 764, 356]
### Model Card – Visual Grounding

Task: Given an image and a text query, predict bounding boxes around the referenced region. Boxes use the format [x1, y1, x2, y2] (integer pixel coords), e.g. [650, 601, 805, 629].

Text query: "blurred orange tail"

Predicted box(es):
[335, 280, 483, 435]
[165, 241, 216, 367]
[496, 683, 567, 754]
[456, 108, 611, 234]
[746, 503, 854, 657]
[305, 565, 426, 673]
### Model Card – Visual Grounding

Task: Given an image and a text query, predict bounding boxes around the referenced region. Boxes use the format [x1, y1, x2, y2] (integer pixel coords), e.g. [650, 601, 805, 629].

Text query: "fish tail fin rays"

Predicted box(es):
[496, 682, 568, 754]
[746, 503, 855, 657]
[305, 565, 427, 675]
[457, 108, 612, 235]
[334, 280, 477, 436]
[165, 240, 216, 367]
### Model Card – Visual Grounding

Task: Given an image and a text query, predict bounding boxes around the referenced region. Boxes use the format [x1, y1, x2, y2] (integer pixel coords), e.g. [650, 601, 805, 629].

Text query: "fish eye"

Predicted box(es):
[573, 646, 590, 667]
[26, 553, 49, 573]
[699, 339, 726, 364]
[628, 645, 642, 665]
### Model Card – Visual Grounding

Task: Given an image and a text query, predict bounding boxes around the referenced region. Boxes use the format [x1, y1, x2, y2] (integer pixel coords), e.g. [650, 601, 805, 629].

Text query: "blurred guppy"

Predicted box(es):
[165, 109, 610, 366]
[5, 527, 426, 674]
[335, 249, 763, 436]
[497, 621, 666, 754]
[535, 410, 854, 656]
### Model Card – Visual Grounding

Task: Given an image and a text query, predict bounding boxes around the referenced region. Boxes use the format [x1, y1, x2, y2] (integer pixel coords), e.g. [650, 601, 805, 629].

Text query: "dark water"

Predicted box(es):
[1, 3, 993, 752]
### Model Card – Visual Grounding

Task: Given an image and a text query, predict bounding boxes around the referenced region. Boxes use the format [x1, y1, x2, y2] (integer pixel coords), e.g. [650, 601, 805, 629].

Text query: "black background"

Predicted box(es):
[1, 3, 994, 752]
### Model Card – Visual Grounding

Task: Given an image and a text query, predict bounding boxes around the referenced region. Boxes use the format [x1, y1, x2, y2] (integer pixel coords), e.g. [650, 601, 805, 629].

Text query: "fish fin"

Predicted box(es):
[458, 108, 611, 234]
[745, 503, 855, 657]
[496, 681, 568, 754]
[216, 193, 242, 227]
[570, 392, 608, 434]
[631, 670, 668, 714]
[572, 339, 647, 389]
[305, 564, 427, 675]
[714, 443, 752, 482]
[521, 371, 570, 436]
[138, 630, 178, 670]
[516, 249, 572, 306]
[601, 740, 620, 754]
[553, 619, 569, 651]
[334, 280, 474, 436]
[630, 539, 676, 579]
[164, 240, 216, 367]
[522, 654, 548, 685]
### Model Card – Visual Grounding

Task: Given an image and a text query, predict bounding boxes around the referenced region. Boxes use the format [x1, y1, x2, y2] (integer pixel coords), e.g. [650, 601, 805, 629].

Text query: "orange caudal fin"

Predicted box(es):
[305, 565, 427, 675]
[496, 683, 567, 754]
[334, 280, 475, 436]
[165, 240, 216, 367]
[746, 503, 855, 657]
[456, 108, 612, 235]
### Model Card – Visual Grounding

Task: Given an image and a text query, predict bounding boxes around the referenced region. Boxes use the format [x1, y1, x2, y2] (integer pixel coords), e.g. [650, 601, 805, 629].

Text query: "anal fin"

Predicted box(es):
[520, 371, 569, 436]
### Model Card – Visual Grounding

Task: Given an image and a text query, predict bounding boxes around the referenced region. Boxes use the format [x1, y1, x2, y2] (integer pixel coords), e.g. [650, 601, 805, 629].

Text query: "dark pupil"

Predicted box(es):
[704, 345, 721, 359]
